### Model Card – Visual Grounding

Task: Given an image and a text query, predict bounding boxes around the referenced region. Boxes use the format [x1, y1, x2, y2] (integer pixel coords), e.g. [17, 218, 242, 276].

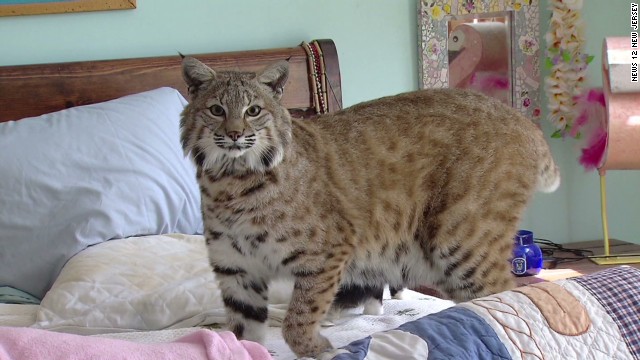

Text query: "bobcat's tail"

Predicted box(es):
[537, 145, 561, 193]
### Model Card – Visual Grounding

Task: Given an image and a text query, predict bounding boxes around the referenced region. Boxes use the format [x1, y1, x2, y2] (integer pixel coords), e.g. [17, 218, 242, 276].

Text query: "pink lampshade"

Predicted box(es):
[599, 37, 640, 172]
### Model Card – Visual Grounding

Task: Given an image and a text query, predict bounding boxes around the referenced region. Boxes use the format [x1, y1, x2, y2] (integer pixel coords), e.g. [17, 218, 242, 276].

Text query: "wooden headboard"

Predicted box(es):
[0, 39, 342, 123]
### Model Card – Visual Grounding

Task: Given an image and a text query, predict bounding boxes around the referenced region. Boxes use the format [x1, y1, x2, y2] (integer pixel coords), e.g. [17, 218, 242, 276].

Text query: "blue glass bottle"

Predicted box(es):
[511, 230, 543, 276]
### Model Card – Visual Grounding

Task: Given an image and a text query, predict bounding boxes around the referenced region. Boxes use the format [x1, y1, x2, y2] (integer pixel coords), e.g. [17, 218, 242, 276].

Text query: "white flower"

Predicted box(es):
[424, 38, 442, 61]
[549, 112, 568, 129]
[519, 35, 539, 55]
[550, 9, 565, 22]
[544, 0, 589, 137]
[562, 0, 583, 11]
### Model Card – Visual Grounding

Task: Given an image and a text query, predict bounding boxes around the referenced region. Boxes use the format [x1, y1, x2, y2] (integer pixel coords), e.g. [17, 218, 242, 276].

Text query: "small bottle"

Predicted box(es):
[511, 230, 543, 276]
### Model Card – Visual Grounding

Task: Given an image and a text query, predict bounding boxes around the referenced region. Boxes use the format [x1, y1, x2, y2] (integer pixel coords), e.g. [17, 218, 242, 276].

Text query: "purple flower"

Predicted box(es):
[464, 0, 475, 12]
[533, 108, 541, 117]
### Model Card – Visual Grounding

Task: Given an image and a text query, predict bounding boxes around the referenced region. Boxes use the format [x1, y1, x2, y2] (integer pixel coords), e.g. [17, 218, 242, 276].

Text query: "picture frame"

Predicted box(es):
[418, 0, 540, 119]
[0, 0, 136, 17]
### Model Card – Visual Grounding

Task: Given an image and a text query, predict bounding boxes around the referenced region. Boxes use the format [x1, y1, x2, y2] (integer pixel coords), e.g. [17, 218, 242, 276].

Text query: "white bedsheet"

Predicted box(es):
[0, 290, 453, 360]
[264, 289, 454, 359]
[0, 233, 454, 359]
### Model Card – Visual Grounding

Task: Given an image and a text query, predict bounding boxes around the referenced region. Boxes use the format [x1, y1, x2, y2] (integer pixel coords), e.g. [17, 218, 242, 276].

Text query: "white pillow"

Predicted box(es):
[0, 88, 203, 299]
[33, 234, 226, 334]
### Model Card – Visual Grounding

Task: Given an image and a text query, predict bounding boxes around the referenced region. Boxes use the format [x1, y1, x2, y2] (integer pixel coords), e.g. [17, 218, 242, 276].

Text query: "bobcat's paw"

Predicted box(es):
[363, 298, 384, 315]
[290, 334, 333, 358]
[391, 288, 405, 300]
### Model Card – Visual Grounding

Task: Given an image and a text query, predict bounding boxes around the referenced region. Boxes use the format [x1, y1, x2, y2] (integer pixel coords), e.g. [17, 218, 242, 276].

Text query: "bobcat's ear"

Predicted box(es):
[258, 60, 289, 101]
[181, 56, 216, 97]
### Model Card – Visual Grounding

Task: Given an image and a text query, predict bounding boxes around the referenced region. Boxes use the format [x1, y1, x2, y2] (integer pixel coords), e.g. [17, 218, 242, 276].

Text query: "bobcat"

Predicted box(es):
[179, 57, 560, 357]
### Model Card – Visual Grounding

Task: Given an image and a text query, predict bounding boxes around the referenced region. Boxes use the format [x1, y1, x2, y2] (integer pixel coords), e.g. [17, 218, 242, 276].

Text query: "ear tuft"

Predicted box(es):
[181, 57, 216, 97]
[258, 60, 289, 100]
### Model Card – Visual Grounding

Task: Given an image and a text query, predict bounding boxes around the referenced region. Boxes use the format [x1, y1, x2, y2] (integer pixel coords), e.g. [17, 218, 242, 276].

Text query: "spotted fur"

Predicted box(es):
[180, 57, 560, 358]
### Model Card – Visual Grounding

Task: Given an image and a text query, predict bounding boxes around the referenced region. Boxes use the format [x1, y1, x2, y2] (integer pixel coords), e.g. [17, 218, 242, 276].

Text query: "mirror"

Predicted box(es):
[418, 0, 541, 119]
[447, 12, 512, 106]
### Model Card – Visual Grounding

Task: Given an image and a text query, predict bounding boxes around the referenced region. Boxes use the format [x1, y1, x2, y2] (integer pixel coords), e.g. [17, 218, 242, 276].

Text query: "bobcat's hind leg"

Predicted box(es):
[363, 296, 384, 315]
[330, 283, 384, 317]
[389, 285, 405, 300]
[432, 228, 516, 302]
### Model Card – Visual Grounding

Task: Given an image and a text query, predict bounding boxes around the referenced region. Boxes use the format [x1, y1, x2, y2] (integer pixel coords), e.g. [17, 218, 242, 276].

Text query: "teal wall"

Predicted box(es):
[1, 0, 638, 244]
[0, 0, 419, 107]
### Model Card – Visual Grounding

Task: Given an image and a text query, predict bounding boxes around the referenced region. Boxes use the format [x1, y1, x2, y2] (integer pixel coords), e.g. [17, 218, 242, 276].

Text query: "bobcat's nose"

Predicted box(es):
[227, 131, 242, 142]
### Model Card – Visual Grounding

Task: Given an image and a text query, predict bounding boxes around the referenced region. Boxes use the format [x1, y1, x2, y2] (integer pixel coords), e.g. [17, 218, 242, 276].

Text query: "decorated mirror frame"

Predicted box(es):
[418, 0, 541, 120]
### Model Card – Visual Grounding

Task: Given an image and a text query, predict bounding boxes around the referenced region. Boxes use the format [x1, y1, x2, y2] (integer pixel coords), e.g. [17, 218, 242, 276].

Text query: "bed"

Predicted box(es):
[1, 39, 639, 360]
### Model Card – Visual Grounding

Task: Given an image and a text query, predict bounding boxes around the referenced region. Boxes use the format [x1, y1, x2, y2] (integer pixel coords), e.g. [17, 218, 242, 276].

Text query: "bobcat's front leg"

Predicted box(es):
[215, 267, 270, 344]
[284, 264, 345, 357]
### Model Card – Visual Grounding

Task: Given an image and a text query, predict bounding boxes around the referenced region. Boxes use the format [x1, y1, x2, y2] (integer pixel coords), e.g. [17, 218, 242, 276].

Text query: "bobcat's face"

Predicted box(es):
[180, 58, 292, 176]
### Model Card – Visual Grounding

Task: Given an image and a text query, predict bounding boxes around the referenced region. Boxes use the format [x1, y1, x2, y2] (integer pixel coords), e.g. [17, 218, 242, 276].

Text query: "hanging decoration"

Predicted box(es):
[544, 0, 594, 139]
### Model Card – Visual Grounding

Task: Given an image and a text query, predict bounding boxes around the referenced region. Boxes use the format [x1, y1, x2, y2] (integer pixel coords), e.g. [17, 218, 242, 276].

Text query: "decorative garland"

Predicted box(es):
[544, 0, 594, 138]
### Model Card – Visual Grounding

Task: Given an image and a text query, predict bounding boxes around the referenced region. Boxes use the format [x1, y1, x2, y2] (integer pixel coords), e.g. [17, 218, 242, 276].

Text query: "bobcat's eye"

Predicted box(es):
[209, 105, 225, 117]
[246, 105, 262, 117]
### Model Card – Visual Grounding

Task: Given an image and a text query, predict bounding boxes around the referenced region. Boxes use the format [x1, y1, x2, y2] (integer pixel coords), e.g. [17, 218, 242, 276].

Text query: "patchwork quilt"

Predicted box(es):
[319, 266, 640, 360]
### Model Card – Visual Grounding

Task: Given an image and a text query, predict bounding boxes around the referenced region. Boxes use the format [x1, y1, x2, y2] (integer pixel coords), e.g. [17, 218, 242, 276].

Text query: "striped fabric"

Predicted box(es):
[572, 266, 640, 360]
